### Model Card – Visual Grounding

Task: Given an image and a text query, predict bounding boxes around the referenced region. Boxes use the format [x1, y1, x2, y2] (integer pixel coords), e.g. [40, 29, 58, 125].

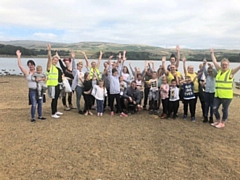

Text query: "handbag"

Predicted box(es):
[63, 77, 72, 93]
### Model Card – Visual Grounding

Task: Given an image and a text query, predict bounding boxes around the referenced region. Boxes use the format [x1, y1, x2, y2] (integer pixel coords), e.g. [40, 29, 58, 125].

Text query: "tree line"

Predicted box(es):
[0, 44, 70, 56]
[0, 44, 239, 62]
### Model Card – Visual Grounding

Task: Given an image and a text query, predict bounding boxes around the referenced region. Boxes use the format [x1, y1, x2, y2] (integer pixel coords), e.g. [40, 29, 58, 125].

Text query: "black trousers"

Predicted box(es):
[51, 85, 60, 115]
[143, 87, 150, 107]
[184, 99, 195, 117]
[168, 100, 179, 116]
[109, 94, 121, 113]
[83, 94, 93, 111]
[194, 92, 205, 116]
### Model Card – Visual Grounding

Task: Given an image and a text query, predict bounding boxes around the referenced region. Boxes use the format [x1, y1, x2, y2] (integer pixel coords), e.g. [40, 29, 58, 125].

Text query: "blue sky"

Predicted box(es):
[0, 0, 240, 49]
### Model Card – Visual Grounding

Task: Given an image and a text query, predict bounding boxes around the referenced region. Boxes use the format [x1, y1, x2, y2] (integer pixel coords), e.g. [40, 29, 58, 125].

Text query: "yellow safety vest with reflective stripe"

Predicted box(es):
[215, 69, 233, 99]
[89, 67, 101, 80]
[47, 65, 58, 86]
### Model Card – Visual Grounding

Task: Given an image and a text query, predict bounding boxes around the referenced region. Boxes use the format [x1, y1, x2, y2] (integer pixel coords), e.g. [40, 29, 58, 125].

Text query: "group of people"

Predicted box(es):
[17, 45, 240, 129]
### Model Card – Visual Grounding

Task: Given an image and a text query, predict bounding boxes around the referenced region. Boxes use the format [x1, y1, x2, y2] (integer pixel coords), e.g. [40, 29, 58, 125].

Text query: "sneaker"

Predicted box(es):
[51, 114, 60, 119]
[38, 117, 46, 120]
[97, 113, 100, 116]
[183, 115, 187, 120]
[211, 121, 219, 126]
[120, 112, 128, 117]
[110, 111, 114, 116]
[153, 110, 159, 115]
[56, 111, 63, 115]
[69, 104, 76, 109]
[215, 122, 225, 128]
[78, 110, 84, 114]
[88, 111, 93, 115]
[31, 119, 36, 122]
[100, 113, 103, 117]
[191, 117, 195, 122]
[39, 97, 42, 99]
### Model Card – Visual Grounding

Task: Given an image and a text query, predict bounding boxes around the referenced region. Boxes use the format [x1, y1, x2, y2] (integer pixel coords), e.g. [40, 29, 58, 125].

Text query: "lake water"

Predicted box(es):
[0, 57, 240, 81]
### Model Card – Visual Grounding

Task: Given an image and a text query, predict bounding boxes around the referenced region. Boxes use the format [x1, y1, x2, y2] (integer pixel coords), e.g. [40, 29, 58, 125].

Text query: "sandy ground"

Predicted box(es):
[0, 76, 240, 180]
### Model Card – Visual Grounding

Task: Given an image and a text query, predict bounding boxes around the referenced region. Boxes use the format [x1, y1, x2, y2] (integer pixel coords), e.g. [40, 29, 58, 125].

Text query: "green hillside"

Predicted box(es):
[0, 40, 239, 61]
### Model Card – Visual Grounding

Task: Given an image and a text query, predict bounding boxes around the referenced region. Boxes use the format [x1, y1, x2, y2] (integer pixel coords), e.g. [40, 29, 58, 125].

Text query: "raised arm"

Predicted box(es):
[71, 51, 77, 76]
[210, 48, 221, 71]
[150, 61, 155, 71]
[81, 51, 90, 68]
[47, 44, 52, 71]
[162, 56, 169, 75]
[182, 57, 187, 75]
[231, 65, 240, 76]
[129, 62, 135, 76]
[97, 51, 103, 68]
[16, 50, 28, 76]
[175, 45, 180, 69]
[108, 56, 113, 77]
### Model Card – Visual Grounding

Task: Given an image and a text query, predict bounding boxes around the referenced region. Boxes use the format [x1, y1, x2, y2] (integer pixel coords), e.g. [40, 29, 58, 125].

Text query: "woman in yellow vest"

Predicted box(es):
[210, 48, 240, 128]
[46, 44, 64, 119]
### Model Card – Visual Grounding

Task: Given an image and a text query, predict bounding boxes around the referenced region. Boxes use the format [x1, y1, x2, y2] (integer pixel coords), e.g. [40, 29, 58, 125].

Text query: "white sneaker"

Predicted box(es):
[56, 111, 63, 115]
[51, 114, 60, 118]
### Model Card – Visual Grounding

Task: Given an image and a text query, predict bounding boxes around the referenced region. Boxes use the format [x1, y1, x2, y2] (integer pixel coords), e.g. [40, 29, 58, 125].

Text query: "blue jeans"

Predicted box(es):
[213, 97, 232, 122]
[204, 92, 215, 117]
[75, 86, 84, 111]
[29, 90, 43, 119]
[96, 99, 104, 113]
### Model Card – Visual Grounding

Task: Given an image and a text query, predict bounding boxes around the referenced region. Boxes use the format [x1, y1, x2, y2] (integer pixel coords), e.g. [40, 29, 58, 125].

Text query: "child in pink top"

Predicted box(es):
[160, 76, 169, 119]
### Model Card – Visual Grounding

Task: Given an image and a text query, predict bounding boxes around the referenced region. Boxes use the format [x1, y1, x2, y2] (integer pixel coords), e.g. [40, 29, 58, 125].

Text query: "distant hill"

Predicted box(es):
[0, 40, 239, 61]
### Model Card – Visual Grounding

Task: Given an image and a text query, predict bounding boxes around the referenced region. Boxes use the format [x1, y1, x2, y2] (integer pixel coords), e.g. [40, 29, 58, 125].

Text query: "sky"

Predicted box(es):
[0, 0, 240, 49]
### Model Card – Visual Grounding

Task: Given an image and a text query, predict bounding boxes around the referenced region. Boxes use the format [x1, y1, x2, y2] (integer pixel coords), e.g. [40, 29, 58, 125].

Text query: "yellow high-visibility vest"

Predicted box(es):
[47, 65, 58, 86]
[215, 69, 233, 99]
[89, 67, 101, 80]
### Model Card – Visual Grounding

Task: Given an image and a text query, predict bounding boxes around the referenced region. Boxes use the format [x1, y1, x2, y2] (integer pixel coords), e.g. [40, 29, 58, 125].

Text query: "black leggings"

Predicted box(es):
[168, 100, 179, 116]
[109, 94, 122, 113]
[62, 92, 72, 106]
[144, 87, 150, 107]
[51, 85, 60, 115]
[162, 98, 169, 114]
[83, 94, 93, 111]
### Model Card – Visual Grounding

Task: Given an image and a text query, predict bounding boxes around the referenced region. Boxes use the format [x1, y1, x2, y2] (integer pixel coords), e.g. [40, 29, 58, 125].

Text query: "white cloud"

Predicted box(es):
[0, 0, 240, 48]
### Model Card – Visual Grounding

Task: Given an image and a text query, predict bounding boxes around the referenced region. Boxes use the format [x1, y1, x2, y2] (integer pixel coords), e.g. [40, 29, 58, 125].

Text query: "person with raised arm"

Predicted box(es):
[58, 53, 74, 111]
[162, 56, 182, 85]
[210, 48, 240, 128]
[121, 51, 131, 85]
[82, 51, 102, 80]
[167, 45, 180, 71]
[16, 50, 46, 122]
[46, 44, 63, 119]
[108, 56, 128, 117]
[182, 57, 205, 119]
[142, 61, 154, 110]
[102, 61, 110, 110]
[71, 51, 85, 114]
[202, 59, 217, 123]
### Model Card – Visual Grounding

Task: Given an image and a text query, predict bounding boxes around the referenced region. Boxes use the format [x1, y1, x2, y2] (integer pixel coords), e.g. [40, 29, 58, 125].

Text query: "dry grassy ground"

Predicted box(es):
[0, 76, 240, 180]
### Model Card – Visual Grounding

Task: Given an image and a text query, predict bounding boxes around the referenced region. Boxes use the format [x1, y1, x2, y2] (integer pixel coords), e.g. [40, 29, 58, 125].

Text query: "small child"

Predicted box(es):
[83, 72, 94, 116]
[160, 76, 169, 119]
[135, 73, 144, 107]
[180, 75, 196, 122]
[148, 71, 159, 115]
[119, 75, 127, 111]
[91, 80, 107, 116]
[32, 65, 47, 99]
[167, 79, 180, 119]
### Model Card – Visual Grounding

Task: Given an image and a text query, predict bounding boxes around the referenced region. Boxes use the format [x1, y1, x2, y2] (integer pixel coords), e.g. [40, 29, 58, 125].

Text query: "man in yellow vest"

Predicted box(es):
[210, 48, 240, 128]
[46, 44, 63, 119]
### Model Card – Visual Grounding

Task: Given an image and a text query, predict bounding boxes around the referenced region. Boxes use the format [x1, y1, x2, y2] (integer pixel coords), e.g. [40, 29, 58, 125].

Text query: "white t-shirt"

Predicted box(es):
[92, 85, 107, 100]
[169, 86, 180, 101]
